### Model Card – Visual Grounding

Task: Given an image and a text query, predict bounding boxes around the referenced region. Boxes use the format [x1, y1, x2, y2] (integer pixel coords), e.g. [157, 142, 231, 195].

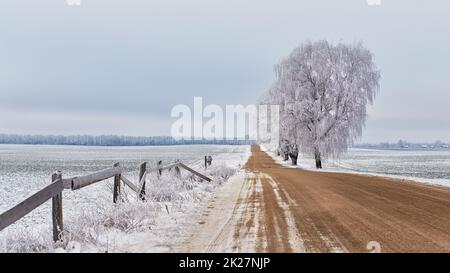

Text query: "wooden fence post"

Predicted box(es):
[174, 161, 181, 177]
[205, 156, 212, 169]
[52, 171, 63, 242]
[157, 160, 162, 179]
[113, 162, 121, 203]
[139, 162, 147, 201]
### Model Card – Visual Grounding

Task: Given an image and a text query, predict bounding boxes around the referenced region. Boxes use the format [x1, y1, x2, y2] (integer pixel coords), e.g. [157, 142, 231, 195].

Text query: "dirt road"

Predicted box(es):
[182, 145, 450, 253]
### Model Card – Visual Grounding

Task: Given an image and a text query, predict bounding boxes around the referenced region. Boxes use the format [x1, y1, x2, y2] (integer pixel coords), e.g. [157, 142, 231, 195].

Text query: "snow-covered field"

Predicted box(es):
[262, 145, 450, 188]
[0, 144, 250, 252]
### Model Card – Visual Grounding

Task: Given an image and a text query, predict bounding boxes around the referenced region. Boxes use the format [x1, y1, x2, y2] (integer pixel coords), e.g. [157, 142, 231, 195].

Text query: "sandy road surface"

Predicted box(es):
[181, 145, 450, 253]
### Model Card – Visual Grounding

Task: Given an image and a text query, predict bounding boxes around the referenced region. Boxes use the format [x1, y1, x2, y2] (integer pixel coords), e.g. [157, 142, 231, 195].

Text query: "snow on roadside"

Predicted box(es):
[0, 146, 251, 253]
[260, 145, 450, 188]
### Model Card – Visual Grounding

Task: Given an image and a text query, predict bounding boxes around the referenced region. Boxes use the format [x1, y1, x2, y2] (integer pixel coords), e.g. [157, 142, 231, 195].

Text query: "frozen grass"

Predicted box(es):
[0, 160, 242, 253]
[0, 226, 53, 253]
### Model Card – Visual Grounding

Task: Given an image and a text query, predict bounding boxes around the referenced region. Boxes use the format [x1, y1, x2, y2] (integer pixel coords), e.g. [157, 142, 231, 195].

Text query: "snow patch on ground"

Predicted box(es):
[177, 171, 249, 253]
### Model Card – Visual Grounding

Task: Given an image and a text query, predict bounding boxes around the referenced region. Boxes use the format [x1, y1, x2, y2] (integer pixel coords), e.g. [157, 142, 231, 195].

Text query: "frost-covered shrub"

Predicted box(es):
[0, 227, 53, 253]
[101, 202, 157, 233]
[206, 164, 236, 183]
[63, 199, 158, 247]
[144, 164, 236, 202]
[146, 173, 201, 202]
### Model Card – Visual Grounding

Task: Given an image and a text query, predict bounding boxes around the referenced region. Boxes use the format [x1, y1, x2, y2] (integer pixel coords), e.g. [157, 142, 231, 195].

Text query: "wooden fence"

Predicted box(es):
[0, 160, 212, 242]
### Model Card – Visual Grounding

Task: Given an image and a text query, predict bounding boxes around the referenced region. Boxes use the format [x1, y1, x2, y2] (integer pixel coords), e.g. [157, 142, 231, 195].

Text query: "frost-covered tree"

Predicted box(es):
[264, 40, 380, 168]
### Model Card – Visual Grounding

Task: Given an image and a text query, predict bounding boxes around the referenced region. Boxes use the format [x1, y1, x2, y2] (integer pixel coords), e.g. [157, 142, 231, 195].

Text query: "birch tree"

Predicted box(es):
[265, 40, 380, 168]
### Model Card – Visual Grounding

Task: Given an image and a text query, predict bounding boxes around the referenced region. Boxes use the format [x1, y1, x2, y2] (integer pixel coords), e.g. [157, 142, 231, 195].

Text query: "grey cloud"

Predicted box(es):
[0, 0, 449, 141]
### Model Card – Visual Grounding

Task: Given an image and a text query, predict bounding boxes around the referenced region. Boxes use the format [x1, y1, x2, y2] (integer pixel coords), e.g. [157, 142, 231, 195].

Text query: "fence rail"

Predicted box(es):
[64, 166, 123, 191]
[0, 159, 212, 241]
[179, 163, 212, 182]
[0, 179, 64, 231]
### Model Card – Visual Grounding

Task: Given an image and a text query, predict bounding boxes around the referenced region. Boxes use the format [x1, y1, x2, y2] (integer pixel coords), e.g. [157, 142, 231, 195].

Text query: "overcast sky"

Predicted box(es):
[1, 0, 449, 143]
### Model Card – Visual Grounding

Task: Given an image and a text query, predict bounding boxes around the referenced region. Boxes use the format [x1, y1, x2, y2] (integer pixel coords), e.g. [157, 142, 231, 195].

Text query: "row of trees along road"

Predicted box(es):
[260, 40, 380, 168]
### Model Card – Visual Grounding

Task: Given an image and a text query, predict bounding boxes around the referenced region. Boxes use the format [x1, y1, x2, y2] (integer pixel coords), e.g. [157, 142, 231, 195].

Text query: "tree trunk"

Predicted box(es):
[289, 146, 299, 166]
[314, 148, 322, 169]
[290, 155, 298, 165]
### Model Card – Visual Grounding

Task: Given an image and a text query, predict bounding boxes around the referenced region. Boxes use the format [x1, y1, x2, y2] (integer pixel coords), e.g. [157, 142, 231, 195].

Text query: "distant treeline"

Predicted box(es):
[0, 134, 254, 146]
[354, 140, 450, 150]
